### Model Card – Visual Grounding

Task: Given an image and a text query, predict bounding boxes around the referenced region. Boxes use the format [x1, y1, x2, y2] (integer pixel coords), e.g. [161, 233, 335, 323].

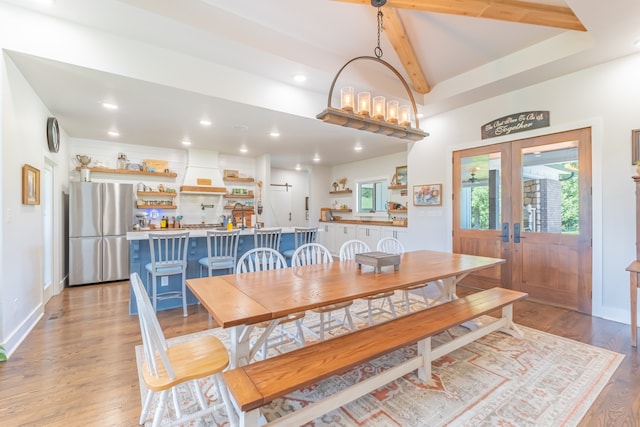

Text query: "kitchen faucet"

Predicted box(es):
[231, 202, 246, 230]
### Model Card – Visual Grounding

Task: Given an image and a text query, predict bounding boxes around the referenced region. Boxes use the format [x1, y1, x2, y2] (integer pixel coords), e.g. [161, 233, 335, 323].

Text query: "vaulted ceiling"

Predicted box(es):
[3, 0, 639, 168]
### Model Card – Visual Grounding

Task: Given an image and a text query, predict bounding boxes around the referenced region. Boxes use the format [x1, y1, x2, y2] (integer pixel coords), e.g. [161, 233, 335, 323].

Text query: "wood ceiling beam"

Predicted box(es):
[334, 0, 586, 32]
[383, 7, 430, 94]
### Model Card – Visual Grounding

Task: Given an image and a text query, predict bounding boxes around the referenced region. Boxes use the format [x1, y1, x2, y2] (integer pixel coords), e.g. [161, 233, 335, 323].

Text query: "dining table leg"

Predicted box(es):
[231, 325, 252, 368]
[230, 320, 284, 367]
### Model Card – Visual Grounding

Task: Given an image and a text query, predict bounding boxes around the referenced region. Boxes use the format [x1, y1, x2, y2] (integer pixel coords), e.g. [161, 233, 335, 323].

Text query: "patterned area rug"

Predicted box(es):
[135, 296, 623, 427]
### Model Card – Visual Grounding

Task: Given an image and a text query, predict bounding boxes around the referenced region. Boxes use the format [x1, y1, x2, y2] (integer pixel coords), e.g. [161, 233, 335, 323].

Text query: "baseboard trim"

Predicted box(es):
[2, 305, 44, 359]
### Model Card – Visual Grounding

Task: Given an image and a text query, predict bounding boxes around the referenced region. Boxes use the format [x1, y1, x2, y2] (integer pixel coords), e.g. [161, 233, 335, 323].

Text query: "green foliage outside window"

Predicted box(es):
[561, 172, 579, 233]
[470, 187, 490, 229]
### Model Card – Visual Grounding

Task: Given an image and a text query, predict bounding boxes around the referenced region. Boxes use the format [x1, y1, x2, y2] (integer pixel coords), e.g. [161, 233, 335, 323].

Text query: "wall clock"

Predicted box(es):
[46, 117, 60, 153]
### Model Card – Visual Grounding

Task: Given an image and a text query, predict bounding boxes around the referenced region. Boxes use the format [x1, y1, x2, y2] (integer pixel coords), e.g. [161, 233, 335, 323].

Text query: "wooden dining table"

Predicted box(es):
[186, 249, 505, 367]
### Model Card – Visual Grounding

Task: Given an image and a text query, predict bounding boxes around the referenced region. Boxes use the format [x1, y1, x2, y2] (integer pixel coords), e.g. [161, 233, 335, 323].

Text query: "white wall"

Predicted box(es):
[1, 52, 69, 357]
[408, 52, 640, 323]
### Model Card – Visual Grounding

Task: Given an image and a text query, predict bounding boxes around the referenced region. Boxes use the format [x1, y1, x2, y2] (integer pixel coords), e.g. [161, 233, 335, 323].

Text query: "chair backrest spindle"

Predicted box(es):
[376, 237, 405, 254]
[339, 239, 371, 261]
[254, 228, 282, 251]
[292, 243, 333, 266]
[237, 247, 287, 273]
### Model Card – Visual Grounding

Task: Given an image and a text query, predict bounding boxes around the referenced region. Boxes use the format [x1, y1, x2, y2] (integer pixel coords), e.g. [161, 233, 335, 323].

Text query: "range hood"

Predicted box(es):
[180, 149, 227, 194]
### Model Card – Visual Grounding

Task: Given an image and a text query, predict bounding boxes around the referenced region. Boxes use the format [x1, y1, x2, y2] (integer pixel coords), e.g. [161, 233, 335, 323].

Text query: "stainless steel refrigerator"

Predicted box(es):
[69, 182, 133, 286]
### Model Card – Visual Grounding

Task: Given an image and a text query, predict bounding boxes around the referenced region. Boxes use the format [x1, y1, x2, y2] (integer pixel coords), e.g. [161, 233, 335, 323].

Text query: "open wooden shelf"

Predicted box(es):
[388, 209, 408, 214]
[224, 177, 255, 183]
[331, 208, 352, 212]
[223, 205, 255, 210]
[137, 191, 176, 197]
[137, 204, 177, 209]
[388, 184, 407, 190]
[75, 167, 177, 178]
[329, 190, 352, 194]
[223, 194, 254, 199]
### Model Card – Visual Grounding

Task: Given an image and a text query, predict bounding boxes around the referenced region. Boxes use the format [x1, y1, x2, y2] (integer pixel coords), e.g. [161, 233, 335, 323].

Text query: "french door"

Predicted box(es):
[453, 128, 592, 313]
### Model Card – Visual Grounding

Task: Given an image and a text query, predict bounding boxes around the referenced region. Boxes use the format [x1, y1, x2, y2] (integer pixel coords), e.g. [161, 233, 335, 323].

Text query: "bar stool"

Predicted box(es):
[145, 232, 190, 317]
[282, 227, 318, 260]
[198, 229, 240, 276]
[254, 228, 282, 251]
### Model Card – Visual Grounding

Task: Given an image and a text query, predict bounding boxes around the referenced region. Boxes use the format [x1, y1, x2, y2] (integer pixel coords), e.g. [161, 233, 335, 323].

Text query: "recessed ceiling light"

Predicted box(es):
[102, 102, 118, 110]
[107, 130, 120, 137]
[295, 164, 301, 171]
[181, 140, 192, 146]
[200, 119, 212, 126]
[313, 155, 320, 162]
[270, 131, 280, 138]
[293, 73, 307, 83]
[239, 147, 248, 153]
[354, 145, 363, 152]
[416, 112, 424, 119]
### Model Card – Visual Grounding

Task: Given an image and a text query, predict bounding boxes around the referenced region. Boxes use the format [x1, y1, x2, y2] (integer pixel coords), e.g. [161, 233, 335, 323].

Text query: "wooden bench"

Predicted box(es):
[224, 287, 527, 427]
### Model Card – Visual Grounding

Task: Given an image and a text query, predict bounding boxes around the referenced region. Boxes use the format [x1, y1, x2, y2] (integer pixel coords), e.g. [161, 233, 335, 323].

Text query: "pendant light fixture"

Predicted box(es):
[316, 0, 428, 141]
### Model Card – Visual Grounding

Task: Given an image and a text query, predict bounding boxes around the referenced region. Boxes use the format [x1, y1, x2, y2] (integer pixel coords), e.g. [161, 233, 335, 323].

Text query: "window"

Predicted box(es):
[357, 179, 388, 213]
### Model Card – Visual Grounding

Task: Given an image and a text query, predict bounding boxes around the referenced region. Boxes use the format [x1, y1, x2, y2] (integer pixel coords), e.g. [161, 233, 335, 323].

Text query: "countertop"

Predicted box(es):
[127, 226, 297, 240]
[319, 219, 407, 227]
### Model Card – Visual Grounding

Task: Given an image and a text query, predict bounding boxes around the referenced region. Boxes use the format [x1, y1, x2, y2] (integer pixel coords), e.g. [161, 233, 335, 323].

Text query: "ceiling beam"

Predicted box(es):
[333, 0, 587, 32]
[383, 7, 430, 94]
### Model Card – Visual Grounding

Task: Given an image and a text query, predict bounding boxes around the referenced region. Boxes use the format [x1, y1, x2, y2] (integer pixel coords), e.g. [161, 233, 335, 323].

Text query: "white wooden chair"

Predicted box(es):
[253, 228, 282, 251]
[292, 243, 355, 341]
[145, 232, 190, 317]
[236, 248, 305, 360]
[282, 227, 318, 260]
[339, 239, 397, 326]
[131, 273, 236, 427]
[198, 229, 240, 276]
[377, 237, 430, 312]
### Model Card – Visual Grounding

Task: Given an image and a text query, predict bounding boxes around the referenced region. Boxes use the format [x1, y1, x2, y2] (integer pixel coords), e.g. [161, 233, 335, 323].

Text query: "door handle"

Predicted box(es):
[514, 223, 521, 243]
[501, 222, 509, 242]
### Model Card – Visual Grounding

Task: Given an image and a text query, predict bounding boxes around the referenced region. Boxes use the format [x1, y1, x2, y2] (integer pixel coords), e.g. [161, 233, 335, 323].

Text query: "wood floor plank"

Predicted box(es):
[0, 281, 637, 426]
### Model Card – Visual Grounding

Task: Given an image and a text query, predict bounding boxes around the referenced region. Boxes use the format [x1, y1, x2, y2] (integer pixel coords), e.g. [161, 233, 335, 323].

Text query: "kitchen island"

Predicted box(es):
[127, 227, 297, 314]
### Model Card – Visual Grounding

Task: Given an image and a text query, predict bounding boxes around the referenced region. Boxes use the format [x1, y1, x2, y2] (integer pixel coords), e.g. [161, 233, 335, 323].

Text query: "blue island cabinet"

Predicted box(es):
[129, 230, 296, 314]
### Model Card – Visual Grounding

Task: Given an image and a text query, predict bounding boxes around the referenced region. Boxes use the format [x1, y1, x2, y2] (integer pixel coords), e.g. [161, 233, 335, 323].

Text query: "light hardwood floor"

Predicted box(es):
[0, 281, 638, 426]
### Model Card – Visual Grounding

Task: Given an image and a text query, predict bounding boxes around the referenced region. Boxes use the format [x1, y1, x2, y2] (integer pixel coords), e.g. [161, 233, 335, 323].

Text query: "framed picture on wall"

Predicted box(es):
[22, 164, 40, 205]
[633, 129, 640, 165]
[413, 184, 442, 206]
[395, 165, 407, 185]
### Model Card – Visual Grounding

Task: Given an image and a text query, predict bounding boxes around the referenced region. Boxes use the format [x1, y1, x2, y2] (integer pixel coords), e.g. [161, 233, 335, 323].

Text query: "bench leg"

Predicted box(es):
[499, 304, 524, 338]
[416, 337, 433, 385]
[239, 408, 261, 427]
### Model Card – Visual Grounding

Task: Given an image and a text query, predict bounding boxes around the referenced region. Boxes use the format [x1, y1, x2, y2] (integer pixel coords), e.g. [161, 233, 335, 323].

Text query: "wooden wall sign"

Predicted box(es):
[481, 111, 550, 140]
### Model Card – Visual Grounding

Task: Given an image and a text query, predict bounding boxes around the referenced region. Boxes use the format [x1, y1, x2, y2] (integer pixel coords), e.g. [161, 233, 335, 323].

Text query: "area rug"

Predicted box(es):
[135, 296, 623, 427]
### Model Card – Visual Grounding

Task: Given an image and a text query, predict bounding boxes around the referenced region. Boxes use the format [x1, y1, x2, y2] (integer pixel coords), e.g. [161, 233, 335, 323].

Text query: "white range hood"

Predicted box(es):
[180, 149, 226, 194]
